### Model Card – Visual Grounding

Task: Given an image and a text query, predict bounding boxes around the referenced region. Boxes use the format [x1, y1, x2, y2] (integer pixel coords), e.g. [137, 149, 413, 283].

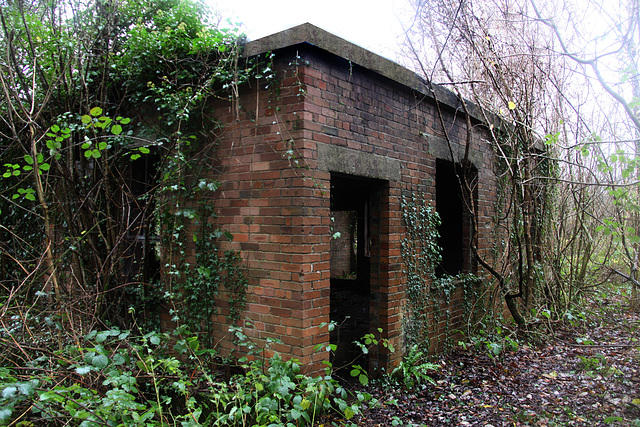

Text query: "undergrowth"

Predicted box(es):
[0, 319, 388, 426]
[0, 308, 451, 427]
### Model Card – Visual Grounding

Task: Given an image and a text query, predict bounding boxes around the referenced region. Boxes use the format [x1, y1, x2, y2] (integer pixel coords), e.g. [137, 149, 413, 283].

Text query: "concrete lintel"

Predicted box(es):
[428, 135, 483, 167]
[316, 142, 402, 181]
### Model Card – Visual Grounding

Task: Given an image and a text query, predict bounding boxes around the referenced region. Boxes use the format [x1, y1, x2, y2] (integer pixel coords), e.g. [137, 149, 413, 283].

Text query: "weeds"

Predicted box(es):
[457, 323, 520, 360]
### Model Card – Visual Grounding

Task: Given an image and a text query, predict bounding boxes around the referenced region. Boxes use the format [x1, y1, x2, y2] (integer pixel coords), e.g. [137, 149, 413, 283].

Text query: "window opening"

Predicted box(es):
[122, 151, 160, 284]
[435, 159, 476, 276]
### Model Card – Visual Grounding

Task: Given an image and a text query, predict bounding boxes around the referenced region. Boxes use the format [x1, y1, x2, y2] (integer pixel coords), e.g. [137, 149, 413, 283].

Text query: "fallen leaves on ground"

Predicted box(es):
[349, 302, 640, 426]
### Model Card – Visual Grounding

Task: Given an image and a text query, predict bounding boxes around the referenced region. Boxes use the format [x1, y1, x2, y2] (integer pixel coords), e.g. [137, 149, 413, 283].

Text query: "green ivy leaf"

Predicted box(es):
[90, 107, 103, 117]
[98, 117, 112, 129]
[24, 155, 34, 165]
[300, 398, 310, 410]
[111, 124, 123, 135]
[0, 408, 12, 423]
[2, 386, 17, 398]
[81, 115, 91, 124]
[112, 353, 126, 366]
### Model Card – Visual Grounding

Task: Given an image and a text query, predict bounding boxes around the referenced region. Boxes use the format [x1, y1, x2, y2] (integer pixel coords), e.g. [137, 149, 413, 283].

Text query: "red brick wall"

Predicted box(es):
[203, 44, 504, 374]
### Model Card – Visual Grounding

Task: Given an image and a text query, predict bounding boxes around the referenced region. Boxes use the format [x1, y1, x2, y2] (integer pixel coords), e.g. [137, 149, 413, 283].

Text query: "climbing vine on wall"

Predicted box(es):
[401, 194, 441, 350]
[401, 194, 484, 352]
[156, 138, 248, 349]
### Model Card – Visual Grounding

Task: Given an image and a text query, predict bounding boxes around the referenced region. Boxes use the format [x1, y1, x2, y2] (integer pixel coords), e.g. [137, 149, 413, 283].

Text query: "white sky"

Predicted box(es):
[208, 0, 414, 62]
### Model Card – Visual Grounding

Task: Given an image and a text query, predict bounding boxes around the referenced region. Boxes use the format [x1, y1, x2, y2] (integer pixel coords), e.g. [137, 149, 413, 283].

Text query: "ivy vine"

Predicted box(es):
[156, 138, 248, 349]
[401, 194, 484, 352]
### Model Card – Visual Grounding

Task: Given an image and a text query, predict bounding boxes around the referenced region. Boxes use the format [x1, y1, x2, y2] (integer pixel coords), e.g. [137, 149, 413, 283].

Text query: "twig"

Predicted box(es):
[564, 343, 640, 349]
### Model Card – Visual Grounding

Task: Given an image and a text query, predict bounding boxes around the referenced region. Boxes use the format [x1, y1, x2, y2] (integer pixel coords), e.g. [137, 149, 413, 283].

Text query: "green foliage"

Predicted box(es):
[0, 4, 250, 422]
[212, 327, 365, 426]
[0, 323, 380, 426]
[459, 323, 520, 360]
[400, 194, 484, 351]
[353, 329, 396, 357]
[575, 353, 623, 379]
[0, 327, 202, 425]
[390, 345, 440, 389]
[1, 0, 252, 332]
[156, 139, 248, 346]
[401, 194, 441, 349]
[114, 0, 251, 129]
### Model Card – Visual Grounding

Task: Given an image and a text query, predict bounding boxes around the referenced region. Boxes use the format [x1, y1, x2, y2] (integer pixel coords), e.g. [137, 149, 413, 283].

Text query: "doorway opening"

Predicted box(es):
[330, 174, 382, 372]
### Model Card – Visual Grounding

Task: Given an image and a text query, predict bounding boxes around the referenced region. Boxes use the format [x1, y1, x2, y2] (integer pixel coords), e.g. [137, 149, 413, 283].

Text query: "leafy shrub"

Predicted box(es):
[207, 326, 367, 426]
[0, 328, 182, 425]
[0, 324, 373, 426]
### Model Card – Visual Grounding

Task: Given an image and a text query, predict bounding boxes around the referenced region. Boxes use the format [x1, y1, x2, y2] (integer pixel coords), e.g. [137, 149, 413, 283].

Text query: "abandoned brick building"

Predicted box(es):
[185, 23, 505, 374]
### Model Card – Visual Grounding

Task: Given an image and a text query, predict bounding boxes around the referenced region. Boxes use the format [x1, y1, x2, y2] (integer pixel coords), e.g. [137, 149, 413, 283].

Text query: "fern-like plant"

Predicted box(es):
[391, 345, 440, 389]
